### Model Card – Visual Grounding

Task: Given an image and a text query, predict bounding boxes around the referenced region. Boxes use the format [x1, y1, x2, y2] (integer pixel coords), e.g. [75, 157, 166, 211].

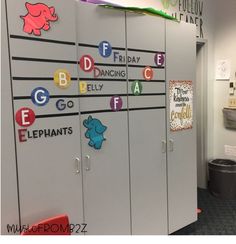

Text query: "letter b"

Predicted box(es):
[54, 69, 71, 89]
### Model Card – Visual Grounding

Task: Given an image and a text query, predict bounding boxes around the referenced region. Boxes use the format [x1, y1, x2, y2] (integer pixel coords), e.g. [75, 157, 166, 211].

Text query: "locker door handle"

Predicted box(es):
[169, 139, 174, 152]
[85, 155, 91, 171]
[75, 157, 80, 174]
[162, 140, 167, 153]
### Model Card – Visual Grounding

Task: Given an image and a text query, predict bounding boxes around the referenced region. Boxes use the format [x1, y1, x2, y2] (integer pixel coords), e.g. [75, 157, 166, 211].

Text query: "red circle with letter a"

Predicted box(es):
[143, 66, 154, 81]
[80, 55, 94, 72]
[15, 107, 35, 127]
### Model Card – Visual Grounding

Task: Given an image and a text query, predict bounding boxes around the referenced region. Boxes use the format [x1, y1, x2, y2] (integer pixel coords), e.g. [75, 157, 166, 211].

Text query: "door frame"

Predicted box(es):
[196, 38, 208, 189]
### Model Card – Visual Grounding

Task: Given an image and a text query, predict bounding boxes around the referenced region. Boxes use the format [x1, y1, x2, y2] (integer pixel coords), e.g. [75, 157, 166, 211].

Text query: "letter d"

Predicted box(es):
[93, 67, 101, 78]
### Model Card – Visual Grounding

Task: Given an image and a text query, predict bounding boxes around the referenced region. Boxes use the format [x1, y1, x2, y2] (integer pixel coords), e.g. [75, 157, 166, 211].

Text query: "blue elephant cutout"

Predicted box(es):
[83, 116, 107, 150]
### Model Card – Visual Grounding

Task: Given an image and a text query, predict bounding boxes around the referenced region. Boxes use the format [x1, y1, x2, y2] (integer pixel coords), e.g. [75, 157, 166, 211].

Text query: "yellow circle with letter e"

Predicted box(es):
[54, 69, 71, 89]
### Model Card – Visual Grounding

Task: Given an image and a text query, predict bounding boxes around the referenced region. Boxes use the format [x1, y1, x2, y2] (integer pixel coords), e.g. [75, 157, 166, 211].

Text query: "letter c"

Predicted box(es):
[143, 67, 153, 81]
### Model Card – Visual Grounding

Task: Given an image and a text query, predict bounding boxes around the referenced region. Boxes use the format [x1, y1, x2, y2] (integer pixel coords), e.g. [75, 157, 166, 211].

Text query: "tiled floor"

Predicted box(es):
[173, 188, 236, 235]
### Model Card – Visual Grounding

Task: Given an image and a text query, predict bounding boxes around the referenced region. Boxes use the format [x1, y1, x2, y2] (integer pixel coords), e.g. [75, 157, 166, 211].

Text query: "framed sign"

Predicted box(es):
[169, 80, 193, 132]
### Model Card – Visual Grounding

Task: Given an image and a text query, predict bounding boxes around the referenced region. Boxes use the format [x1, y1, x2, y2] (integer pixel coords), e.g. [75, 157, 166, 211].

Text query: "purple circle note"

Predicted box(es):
[110, 96, 123, 111]
[154, 53, 165, 67]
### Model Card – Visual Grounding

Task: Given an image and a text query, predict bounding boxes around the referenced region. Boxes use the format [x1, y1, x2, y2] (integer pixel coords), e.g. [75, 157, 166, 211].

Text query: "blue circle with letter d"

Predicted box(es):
[31, 87, 50, 106]
[98, 41, 112, 58]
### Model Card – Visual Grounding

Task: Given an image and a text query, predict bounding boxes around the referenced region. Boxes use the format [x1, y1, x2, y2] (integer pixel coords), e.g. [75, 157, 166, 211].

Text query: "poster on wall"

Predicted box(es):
[169, 80, 193, 132]
[215, 59, 231, 80]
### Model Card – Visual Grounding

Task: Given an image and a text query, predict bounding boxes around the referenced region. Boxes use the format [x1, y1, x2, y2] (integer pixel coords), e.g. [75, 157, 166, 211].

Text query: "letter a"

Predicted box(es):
[134, 83, 140, 94]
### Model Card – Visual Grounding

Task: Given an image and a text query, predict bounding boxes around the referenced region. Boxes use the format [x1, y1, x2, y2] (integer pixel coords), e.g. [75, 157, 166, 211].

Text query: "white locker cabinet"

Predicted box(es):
[2, 0, 197, 235]
[77, 2, 131, 234]
[166, 21, 197, 234]
[126, 13, 168, 234]
[5, 0, 84, 231]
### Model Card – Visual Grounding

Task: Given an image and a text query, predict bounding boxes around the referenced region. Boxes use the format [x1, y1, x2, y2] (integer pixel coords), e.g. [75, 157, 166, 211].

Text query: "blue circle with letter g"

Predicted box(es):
[31, 87, 50, 106]
[98, 41, 112, 58]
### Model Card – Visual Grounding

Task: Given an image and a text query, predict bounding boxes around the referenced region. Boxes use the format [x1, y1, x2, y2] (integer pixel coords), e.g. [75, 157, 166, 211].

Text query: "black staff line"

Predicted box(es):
[13, 93, 166, 100]
[34, 106, 166, 118]
[10, 35, 76, 46]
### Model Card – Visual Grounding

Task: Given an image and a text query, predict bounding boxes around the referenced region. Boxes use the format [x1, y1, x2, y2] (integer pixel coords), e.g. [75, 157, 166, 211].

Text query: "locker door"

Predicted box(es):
[126, 13, 168, 234]
[166, 21, 197, 234]
[77, 3, 131, 234]
[6, 0, 84, 233]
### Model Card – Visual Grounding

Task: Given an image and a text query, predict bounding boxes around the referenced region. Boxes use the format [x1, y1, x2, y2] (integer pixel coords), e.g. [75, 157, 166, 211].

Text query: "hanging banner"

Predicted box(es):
[169, 80, 193, 132]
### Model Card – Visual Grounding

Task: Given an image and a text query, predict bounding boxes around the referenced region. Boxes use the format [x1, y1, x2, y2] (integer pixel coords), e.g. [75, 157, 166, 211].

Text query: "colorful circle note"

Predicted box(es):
[154, 52, 165, 67]
[54, 69, 71, 89]
[143, 66, 154, 81]
[110, 96, 123, 111]
[31, 87, 50, 106]
[98, 41, 112, 58]
[15, 107, 35, 127]
[131, 80, 143, 96]
[80, 55, 94, 72]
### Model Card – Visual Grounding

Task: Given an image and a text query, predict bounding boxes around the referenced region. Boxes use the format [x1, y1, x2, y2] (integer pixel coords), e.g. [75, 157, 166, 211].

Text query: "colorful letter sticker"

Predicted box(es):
[56, 99, 74, 111]
[31, 87, 50, 106]
[131, 80, 143, 95]
[143, 66, 154, 81]
[54, 69, 71, 89]
[80, 55, 94, 72]
[154, 52, 165, 67]
[21, 2, 58, 36]
[18, 129, 28, 142]
[79, 81, 88, 94]
[110, 96, 123, 111]
[98, 41, 112, 58]
[83, 116, 107, 150]
[15, 107, 35, 127]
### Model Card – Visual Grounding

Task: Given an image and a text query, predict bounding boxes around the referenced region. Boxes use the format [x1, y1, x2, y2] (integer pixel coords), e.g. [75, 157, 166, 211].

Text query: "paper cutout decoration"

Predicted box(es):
[143, 66, 154, 81]
[131, 80, 143, 95]
[81, 0, 176, 20]
[154, 53, 165, 67]
[54, 69, 71, 89]
[80, 55, 95, 72]
[56, 99, 74, 111]
[104, 6, 176, 20]
[15, 107, 36, 127]
[31, 87, 50, 106]
[80, 0, 122, 7]
[83, 116, 107, 150]
[21, 2, 58, 36]
[110, 96, 123, 111]
[98, 41, 112, 58]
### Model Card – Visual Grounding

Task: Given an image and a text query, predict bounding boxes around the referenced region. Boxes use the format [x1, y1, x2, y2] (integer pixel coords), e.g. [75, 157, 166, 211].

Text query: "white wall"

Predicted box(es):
[213, 0, 236, 160]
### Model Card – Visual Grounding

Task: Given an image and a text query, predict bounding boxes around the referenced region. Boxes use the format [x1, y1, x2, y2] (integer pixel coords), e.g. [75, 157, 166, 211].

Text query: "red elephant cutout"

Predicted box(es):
[20, 2, 58, 36]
